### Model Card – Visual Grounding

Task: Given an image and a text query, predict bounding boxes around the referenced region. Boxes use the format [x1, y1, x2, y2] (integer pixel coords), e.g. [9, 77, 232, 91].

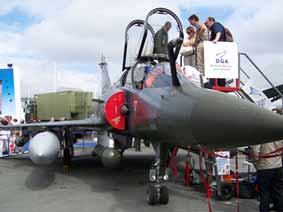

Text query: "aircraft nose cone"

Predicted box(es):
[191, 89, 283, 147]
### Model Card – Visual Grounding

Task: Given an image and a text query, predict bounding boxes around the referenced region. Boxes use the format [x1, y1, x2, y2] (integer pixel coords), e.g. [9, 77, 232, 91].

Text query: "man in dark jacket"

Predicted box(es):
[205, 17, 226, 43]
[153, 21, 172, 55]
[204, 17, 226, 88]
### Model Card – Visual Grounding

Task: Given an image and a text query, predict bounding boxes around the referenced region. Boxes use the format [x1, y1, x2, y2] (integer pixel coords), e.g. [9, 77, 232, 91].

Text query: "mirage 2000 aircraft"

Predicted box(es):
[2, 8, 283, 205]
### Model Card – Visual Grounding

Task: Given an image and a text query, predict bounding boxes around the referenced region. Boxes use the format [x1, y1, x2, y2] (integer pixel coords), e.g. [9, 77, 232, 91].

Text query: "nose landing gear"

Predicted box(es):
[146, 162, 170, 205]
[147, 143, 170, 205]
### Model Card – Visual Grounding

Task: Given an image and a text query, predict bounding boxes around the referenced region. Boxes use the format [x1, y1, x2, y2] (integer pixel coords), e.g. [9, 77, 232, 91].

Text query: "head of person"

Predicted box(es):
[205, 16, 215, 29]
[1, 118, 9, 126]
[188, 14, 199, 26]
[186, 26, 195, 38]
[163, 21, 172, 32]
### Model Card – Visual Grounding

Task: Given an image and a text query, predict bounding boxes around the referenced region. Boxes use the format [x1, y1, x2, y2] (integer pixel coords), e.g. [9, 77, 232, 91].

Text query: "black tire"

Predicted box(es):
[159, 186, 169, 205]
[216, 182, 235, 201]
[146, 185, 158, 205]
[238, 181, 256, 199]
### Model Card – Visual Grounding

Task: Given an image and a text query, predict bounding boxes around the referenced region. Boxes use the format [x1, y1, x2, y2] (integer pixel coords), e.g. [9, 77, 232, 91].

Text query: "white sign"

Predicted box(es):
[204, 41, 239, 79]
[215, 151, 230, 176]
[242, 80, 274, 110]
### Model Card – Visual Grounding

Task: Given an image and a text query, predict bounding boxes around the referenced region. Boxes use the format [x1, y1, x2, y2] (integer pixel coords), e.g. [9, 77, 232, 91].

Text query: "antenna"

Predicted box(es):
[99, 54, 107, 68]
[99, 54, 111, 95]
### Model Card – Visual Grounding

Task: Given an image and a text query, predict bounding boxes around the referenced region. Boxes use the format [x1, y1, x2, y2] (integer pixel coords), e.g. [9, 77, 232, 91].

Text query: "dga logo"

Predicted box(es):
[216, 50, 229, 64]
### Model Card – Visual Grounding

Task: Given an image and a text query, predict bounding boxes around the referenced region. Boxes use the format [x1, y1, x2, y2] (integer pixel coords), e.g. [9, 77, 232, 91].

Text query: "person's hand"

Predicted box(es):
[213, 40, 218, 44]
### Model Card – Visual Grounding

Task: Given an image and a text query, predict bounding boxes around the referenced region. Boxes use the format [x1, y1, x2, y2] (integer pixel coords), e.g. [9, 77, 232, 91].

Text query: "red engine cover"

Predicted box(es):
[104, 91, 126, 130]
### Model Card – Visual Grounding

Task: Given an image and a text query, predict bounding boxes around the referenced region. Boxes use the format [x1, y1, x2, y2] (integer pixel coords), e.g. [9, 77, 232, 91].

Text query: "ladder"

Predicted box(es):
[237, 53, 283, 107]
[180, 52, 283, 108]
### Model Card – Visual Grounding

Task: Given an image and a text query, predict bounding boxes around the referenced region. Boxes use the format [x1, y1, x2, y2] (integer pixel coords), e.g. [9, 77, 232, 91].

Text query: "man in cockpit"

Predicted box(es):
[145, 64, 171, 88]
[153, 21, 172, 55]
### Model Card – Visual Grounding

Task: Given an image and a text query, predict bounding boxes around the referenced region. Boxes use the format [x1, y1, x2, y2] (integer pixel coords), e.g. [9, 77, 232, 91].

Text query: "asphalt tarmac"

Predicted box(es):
[0, 148, 259, 212]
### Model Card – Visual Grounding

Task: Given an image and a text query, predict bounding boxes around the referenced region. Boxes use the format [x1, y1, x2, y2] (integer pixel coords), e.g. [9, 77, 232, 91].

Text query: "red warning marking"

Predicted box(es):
[104, 91, 126, 130]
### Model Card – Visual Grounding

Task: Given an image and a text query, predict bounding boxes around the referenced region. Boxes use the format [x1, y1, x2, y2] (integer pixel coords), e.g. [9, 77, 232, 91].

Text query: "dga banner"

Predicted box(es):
[204, 41, 239, 79]
[242, 80, 274, 110]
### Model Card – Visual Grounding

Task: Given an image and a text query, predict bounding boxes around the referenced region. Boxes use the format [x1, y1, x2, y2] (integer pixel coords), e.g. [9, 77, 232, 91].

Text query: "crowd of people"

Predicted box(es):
[186, 14, 233, 88]
[153, 15, 233, 89]
[0, 115, 68, 157]
[0, 116, 25, 157]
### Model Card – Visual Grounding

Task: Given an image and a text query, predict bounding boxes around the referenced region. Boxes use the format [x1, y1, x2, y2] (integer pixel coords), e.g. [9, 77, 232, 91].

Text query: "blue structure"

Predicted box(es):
[0, 67, 17, 117]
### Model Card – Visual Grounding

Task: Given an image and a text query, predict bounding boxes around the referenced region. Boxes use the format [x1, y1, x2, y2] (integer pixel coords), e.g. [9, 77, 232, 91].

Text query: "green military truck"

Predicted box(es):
[34, 91, 93, 121]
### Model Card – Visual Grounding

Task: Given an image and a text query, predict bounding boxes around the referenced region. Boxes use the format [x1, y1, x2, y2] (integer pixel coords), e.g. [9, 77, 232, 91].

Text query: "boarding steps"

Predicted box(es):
[181, 52, 283, 109]
[234, 53, 283, 109]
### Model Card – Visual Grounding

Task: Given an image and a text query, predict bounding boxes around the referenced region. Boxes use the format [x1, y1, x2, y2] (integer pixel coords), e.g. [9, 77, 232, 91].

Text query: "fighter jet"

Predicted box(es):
[2, 7, 283, 205]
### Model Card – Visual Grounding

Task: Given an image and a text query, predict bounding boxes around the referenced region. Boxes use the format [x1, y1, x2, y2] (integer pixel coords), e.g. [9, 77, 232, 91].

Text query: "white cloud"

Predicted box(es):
[0, 30, 22, 56]
[12, 58, 101, 97]
[0, 0, 186, 98]
[0, 0, 282, 98]
[0, 0, 71, 18]
[19, 0, 184, 62]
[225, 0, 283, 54]
[223, 0, 283, 88]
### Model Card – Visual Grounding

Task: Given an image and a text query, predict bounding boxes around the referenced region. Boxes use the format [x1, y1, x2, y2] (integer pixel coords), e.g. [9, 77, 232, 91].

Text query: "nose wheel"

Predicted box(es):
[146, 185, 169, 205]
[146, 143, 170, 205]
[146, 166, 169, 205]
[159, 185, 169, 204]
[146, 185, 158, 205]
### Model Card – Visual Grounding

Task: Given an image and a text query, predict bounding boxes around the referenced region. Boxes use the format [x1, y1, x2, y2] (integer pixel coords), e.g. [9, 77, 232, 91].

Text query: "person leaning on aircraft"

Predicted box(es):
[204, 16, 226, 88]
[180, 26, 196, 66]
[188, 14, 209, 76]
[183, 26, 196, 47]
[205, 16, 226, 43]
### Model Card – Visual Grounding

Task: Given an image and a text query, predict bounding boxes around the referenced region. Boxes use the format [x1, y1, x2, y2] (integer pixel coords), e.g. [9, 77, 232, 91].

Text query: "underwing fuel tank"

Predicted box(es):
[29, 131, 60, 165]
[93, 144, 122, 168]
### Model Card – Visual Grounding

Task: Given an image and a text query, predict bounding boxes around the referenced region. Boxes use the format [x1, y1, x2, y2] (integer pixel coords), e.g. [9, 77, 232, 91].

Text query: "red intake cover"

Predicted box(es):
[104, 91, 126, 130]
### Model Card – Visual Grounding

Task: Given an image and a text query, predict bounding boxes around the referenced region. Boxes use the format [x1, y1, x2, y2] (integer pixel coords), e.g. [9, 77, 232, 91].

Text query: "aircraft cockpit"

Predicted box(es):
[132, 61, 172, 89]
[121, 8, 184, 89]
[120, 60, 198, 90]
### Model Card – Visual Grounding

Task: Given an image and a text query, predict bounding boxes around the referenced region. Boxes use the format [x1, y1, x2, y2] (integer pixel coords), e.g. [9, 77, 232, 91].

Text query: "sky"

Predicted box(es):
[0, 0, 282, 97]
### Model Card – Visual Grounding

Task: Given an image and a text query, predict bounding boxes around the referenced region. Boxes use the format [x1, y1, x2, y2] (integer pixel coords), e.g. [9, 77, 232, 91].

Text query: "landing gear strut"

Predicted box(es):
[147, 143, 169, 205]
[63, 129, 72, 172]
